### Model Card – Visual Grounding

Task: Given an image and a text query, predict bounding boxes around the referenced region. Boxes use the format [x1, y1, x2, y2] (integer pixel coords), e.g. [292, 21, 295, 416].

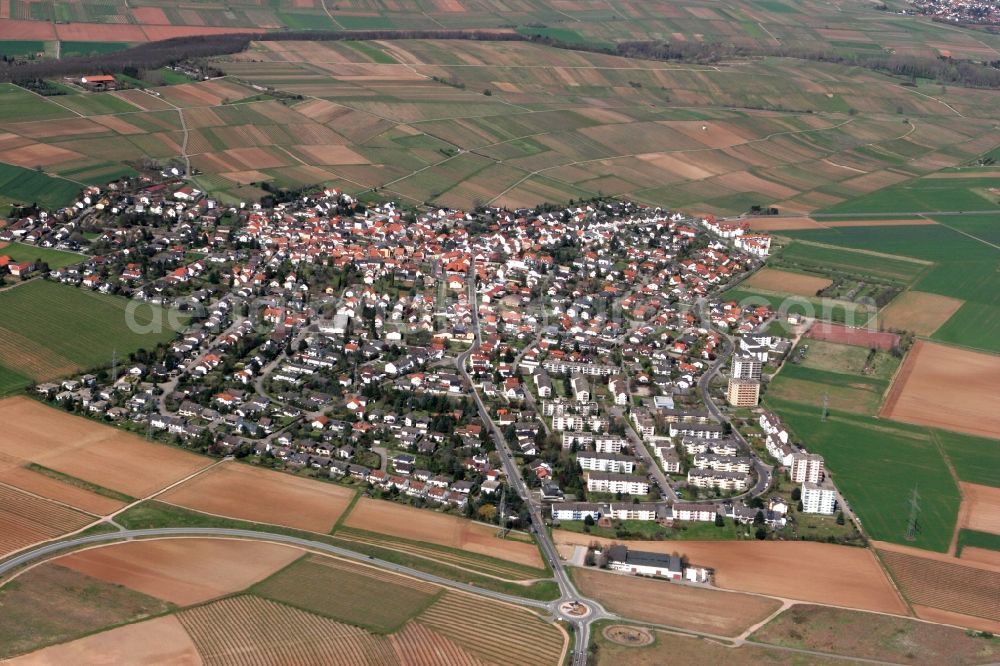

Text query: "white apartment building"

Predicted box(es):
[790, 452, 825, 483]
[687, 469, 750, 492]
[693, 453, 753, 474]
[577, 451, 638, 474]
[671, 503, 718, 522]
[732, 354, 762, 380]
[801, 482, 837, 515]
[586, 472, 649, 495]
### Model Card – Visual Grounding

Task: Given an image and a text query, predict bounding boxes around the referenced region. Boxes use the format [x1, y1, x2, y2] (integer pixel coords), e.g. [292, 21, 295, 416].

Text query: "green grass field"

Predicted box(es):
[0, 83, 75, 122]
[820, 177, 1000, 215]
[766, 398, 961, 552]
[768, 362, 891, 416]
[0, 280, 182, 381]
[0, 163, 80, 213]
[0, 242, 84, 269]
[721, 288, 874, 327]
[59, 41, 132, 58]
[774, 242, 928, 284]
[0, 40, 45, 57]
[0, 364, 31, 396]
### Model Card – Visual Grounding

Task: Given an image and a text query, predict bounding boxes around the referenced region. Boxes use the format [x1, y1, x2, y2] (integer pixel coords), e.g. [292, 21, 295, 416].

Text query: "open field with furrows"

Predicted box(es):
[878, 547, 1000, 630]
[881, 340, 1000, 440]
[957, 483, 1000, 537]
[752, 604, 1000, 665]
[554, 532, 907, 614]
[3, 36, 1000, 211]
[0, 564, 174, 660]
[571, 567, 781, 637]
[742, 267, 830, 297]
[0, 397, 211, 498]
[341, 496, 545, 569]
[876, 290, 965, 336]
[252, 555, 441, 633]
[0, 483, 93, 557]
[54, 538, 304, 606]
[777, 222, 1000, 353]
[158, 460, 356, 533]
[0, 280, 182, 382]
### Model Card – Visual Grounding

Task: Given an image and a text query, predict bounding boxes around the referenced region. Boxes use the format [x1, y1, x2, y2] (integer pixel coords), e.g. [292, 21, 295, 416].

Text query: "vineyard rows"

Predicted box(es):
[177, 596, 399, 666]
[881, 550, 1000, 621]
[389, 622, 488, 666]
[0, 483, 92, 556]
[418, 592, 564, 666]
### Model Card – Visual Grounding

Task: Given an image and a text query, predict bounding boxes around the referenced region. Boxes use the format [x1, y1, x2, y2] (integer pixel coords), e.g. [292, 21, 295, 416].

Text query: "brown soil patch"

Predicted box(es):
[159, 461, 354, 533]
[602, 625, 654, 647]
[958, 483, 1000, 535]
[343, 497, 544, 568]
[0, 466, 125, 515]
[56, 538, 303, 606]
[748, 216, 826, 231]
[744, 267, 832, 297]
[554, 532, 907, 614]
[880, 340, 1000, 440]
[90, 114, 147, 135]
[808, 322, 900, 350]
[912, 605, 1000, 635]
[962, 547, 1000, 568]
[55, 23, 147, 42]
[574, 567, 780, 636]
[0, 20, 56, 40]
[0, 397, 210, 498]
[878, 291, 964, 336]
[875, 540, 1000, 573]
[292, 143, 370, 165]
[0, 143, 83, 168]
[131, 6, 169, 24]
[5, 615, 203, 666]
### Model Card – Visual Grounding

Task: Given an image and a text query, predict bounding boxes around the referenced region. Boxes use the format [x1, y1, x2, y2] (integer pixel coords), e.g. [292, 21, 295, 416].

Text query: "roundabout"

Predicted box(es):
[602, 624, 654, 647]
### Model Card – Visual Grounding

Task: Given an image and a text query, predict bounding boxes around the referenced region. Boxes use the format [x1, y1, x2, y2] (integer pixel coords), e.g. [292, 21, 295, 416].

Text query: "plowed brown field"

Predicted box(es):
[4, 615, 203, 666]
[880, 340, 1000, 439]
[159, 461, 354, 533]
[0, 397, 210, 497]
[55, 538, 303, 605]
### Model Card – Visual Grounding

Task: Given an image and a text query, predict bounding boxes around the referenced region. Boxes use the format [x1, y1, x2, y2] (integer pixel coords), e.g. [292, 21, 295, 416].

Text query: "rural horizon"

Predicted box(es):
[0, 2, 998, 665]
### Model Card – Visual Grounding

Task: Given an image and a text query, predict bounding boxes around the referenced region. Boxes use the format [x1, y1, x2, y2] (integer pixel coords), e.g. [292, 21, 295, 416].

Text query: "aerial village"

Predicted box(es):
[1, 176, 854, 574]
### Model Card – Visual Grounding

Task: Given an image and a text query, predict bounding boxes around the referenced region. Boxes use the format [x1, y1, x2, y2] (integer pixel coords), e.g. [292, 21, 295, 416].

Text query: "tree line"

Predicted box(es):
[4, 26, 1000, 90]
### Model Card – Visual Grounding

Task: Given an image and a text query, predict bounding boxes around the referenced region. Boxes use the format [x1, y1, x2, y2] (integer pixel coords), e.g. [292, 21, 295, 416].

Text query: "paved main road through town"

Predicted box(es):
[456, 270, 613, 666]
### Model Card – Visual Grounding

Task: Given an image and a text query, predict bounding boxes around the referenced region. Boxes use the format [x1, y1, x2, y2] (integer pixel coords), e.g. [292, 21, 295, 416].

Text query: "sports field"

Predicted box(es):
[0, 280, 182, 381]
